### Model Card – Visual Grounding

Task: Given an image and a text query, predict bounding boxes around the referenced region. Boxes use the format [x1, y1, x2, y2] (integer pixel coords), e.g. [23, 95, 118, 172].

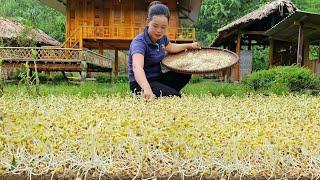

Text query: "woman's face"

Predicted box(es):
[148, 15, 168, 42]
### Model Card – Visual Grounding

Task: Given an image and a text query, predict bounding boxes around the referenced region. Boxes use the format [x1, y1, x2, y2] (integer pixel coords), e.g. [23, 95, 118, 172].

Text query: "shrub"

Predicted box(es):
[37, 72, 50, 83]
[113, 75, 128, 83]
[242, 66, 320, 93]
[190, 75, 203, 84]
[51, 73, 67, 84]
[96, 74, 111, 83]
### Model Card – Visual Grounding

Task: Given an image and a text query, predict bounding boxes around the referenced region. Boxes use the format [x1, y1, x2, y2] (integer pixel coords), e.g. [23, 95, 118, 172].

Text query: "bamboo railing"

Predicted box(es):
[0, 47, 112, 69]
[81, 26, 195, 41]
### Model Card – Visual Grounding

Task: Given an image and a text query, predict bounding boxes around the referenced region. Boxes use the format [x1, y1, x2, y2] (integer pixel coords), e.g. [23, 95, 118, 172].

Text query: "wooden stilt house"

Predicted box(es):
[40, 0, 202, 75]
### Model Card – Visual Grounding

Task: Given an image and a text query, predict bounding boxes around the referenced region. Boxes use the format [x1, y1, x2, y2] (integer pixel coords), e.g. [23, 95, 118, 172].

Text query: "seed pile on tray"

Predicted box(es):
[163, 50, 235, 72]
[1, 94, 320, 179]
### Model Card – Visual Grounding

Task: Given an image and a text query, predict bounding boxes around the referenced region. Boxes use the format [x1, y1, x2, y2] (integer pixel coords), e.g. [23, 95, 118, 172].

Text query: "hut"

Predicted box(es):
[211, 0, 297, 81]
[0, 17, 60, 46]
[39, 0, 202, 75]
[0, 17, 61, 80]
[265, 10, 320, 74]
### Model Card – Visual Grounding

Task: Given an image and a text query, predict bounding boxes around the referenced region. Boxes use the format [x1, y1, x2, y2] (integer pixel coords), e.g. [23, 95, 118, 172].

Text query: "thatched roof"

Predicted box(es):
[0, 17, 61, 46]
[211, 0, 297, 46]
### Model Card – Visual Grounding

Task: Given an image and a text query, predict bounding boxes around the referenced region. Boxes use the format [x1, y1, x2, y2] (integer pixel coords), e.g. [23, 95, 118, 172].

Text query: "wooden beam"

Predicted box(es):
[244, 31, 265, 35]
[304, 23, 320, 31]
[270, 15, 308, 37]
[303, 29, 319, 39]
[297, 24, 304, 66]
[310, 39, 320, 44]
[235, 30, 241, 81]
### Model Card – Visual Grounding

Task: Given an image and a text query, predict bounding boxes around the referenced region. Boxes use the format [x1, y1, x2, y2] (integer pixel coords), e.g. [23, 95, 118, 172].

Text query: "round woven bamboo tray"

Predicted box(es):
[162, 47, 239, 74]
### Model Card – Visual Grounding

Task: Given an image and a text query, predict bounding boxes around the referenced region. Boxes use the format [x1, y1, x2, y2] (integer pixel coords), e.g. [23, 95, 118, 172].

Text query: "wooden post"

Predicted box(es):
[80, 51, 87, 81]
[318, 42, 320, 62]
[99, 41, 103, 55]
[297, 23, 304, 66]
[79, 27, 83, 49]
[269, 38, 274, 66]
[192, 28, 196, 42]
[66, 0, 70, 48]
[269, 13, 275, 66]
[303, 41, 309, 69]
[114, 49, 119, 76]
[235, 30, 241, 81]
[227, 67, 232, 81]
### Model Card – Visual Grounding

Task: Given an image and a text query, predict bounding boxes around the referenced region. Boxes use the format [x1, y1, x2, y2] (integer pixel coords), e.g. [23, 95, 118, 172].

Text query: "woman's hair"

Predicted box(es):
[148, 1, 170, 20]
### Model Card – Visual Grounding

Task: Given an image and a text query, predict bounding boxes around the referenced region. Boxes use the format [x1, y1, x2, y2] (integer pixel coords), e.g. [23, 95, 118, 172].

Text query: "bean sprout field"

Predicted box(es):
[1, 94, 320, 179]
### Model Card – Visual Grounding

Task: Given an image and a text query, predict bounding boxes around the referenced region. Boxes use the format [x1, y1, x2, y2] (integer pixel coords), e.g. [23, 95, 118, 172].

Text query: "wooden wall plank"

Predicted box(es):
[65, 0, 188, 49]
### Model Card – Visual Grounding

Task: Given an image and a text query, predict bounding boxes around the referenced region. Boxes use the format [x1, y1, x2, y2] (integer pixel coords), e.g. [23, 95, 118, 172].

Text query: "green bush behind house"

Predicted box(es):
[242, 66, 320, 93]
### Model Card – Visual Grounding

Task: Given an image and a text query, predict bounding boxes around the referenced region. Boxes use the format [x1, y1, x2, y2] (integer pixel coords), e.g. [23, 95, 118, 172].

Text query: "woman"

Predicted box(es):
[128, 1, 201, 100]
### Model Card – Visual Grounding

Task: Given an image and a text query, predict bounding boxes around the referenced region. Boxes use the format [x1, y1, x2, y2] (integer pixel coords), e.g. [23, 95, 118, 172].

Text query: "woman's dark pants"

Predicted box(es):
[130, 71, 191, 97]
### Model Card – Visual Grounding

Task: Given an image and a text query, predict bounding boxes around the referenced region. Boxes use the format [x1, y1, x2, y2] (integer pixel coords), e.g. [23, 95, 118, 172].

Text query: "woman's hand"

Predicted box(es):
[143, 87, 154, 101]
[191, 42, 201, 49]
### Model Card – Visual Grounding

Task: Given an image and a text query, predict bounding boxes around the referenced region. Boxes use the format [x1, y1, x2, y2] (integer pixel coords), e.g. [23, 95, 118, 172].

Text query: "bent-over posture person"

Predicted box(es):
[128, 1, 201, 100]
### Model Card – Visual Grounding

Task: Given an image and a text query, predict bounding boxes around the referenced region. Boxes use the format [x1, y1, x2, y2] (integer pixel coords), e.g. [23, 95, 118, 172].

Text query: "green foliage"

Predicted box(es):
[18, 62, 34, 95]
[309, 45, 319, 60]
[10, 156, 16, 171]
[293, 0, 320, 13]
[252, 46, 269, 71]
[113, 75, 129, 84]
[190, 75, 204, 84]
[96, 74, 128, 84]
[37, 72, 50, 83]
[242, 66, 320, 94]
[4, 82, 130, 97]
[16, 26, 37, 47]
[51, 73, 68, 84]
[96, 74, 112, 83]
[183, 80, 251, 97]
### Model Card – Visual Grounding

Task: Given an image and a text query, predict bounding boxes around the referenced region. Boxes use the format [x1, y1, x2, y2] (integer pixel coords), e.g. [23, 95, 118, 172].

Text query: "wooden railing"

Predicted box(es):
[0, 47, 82, 62]
[81, 26, 196, 41]
[0, 47, 112, 69]
[61, 27, 81, 48]
[62, 26, 196, 48]
[85, 50, 112, 68]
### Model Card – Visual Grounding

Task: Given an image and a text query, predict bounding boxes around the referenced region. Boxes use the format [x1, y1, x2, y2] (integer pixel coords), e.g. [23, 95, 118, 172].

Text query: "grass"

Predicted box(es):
[4, 81, 130, 97]
[183, 80, 252, 96]
[3, 79, 251, 97]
